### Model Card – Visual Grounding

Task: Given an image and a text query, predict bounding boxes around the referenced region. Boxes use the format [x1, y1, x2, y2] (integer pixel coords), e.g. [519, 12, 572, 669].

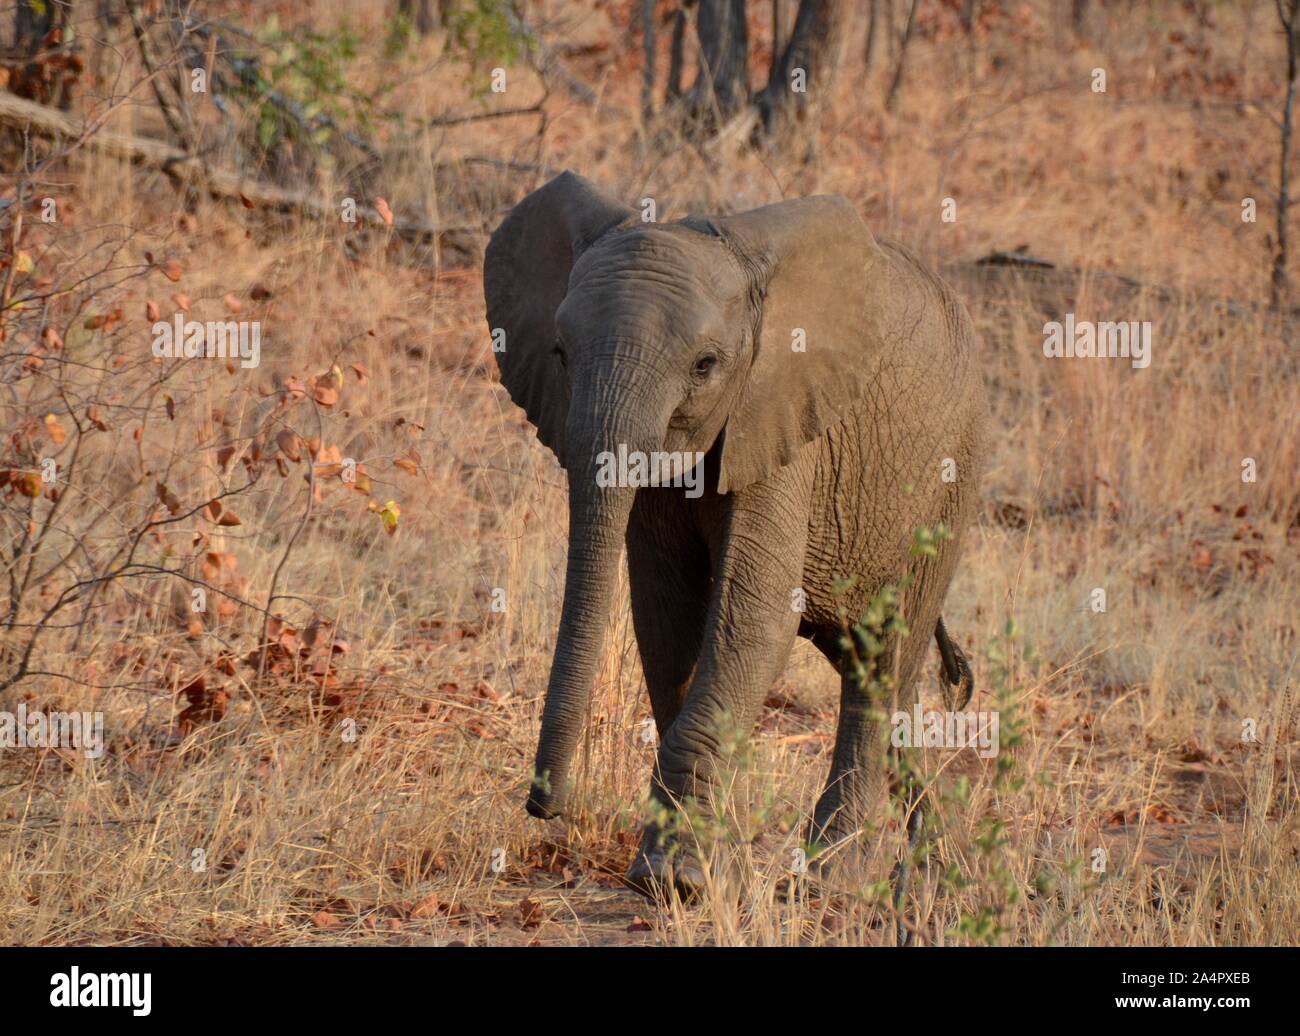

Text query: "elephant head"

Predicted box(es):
[484, 171, 886, 819]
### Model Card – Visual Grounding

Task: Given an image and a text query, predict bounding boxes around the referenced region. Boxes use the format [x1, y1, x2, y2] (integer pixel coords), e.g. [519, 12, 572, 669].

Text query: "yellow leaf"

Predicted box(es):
[378, 500, 400, 536]
[17, 471, 42, 498]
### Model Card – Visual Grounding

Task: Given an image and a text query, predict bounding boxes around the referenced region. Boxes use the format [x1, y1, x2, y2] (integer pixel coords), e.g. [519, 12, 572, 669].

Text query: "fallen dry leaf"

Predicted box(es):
[44, 413, 66, 446]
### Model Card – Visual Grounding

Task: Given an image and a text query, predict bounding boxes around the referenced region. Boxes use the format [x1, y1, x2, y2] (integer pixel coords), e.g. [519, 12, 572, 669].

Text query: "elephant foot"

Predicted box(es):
[625, 828, 706, 902]
[801, 821, 870, 895]
[525, 771, 568, 819]
[525, 789, 563, 820]
[803, 852, 869, 898]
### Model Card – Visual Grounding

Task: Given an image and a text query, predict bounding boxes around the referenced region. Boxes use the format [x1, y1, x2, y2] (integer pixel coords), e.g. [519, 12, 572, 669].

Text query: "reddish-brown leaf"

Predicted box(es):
[275, 430, 302, 462]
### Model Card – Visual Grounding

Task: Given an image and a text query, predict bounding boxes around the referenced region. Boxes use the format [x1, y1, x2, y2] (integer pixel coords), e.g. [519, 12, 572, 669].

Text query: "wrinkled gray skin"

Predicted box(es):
[484, 172, 986, 897]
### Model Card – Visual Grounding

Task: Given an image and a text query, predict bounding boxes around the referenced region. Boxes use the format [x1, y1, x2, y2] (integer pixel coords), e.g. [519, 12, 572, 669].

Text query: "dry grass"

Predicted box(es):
[1, 0, 1298, 946]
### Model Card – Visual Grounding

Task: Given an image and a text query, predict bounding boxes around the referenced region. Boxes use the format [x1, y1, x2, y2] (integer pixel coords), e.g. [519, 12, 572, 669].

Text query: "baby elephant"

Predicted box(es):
[484, 172, 986, 896]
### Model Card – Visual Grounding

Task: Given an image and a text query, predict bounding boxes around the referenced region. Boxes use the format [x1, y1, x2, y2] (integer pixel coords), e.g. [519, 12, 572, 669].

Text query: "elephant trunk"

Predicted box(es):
[525, 436, 643, 819]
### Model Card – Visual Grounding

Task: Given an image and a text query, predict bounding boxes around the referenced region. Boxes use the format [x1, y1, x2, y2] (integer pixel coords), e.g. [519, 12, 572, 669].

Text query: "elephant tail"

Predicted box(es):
[934, 617, 974, 711]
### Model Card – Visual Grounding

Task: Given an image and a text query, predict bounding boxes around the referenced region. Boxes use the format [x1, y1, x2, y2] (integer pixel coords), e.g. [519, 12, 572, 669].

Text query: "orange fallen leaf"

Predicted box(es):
[44, 413, 66, 446]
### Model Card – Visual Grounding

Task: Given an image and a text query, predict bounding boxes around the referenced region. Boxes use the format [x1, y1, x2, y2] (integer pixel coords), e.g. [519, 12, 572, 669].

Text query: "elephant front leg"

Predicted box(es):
[626, 477, 811, 899]
[627, 492, 713, 738]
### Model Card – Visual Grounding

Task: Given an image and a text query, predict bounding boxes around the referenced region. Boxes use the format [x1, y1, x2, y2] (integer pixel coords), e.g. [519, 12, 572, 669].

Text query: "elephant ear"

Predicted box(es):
[711, 195, 886, 494]
[484, 172, 634, 467]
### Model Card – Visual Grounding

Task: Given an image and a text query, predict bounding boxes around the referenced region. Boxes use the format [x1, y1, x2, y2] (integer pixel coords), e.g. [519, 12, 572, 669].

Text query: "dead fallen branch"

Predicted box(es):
[0, 91, 479, 258]
[425, 103, 544, 128]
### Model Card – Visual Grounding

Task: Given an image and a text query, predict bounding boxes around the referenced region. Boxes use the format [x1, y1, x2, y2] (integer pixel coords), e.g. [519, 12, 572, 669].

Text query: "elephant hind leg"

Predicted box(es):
[808, 631, 929, 863]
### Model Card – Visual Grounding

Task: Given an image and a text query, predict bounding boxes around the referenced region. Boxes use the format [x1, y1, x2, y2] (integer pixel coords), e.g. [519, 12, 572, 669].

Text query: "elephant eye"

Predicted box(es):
[553, 342, 567, 369]
[692, 354, 717, 379]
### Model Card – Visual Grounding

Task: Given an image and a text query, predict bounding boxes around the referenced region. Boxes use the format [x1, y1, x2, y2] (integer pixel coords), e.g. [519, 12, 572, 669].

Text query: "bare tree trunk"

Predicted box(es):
[1071, 0, 1089, 37]
[398, 0, 439, 34]
[16, 0, 56, 45]
[96, 0, 120, 27]
[960, 0, 980, 85]
[668, 4, 689, 100]
[864, 0, 881, 74]
[642, 0, 658, 123]
[1274, 0, 1300, 307]
[13, 0, 78, 108]
[756, 0, 850, 139]
[689, 0, 751, 124]
[884, 0, 920, 113]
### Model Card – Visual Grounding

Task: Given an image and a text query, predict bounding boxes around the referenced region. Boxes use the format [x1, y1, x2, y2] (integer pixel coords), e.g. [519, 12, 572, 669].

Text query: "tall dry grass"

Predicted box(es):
[0, 0, 1296, 945]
